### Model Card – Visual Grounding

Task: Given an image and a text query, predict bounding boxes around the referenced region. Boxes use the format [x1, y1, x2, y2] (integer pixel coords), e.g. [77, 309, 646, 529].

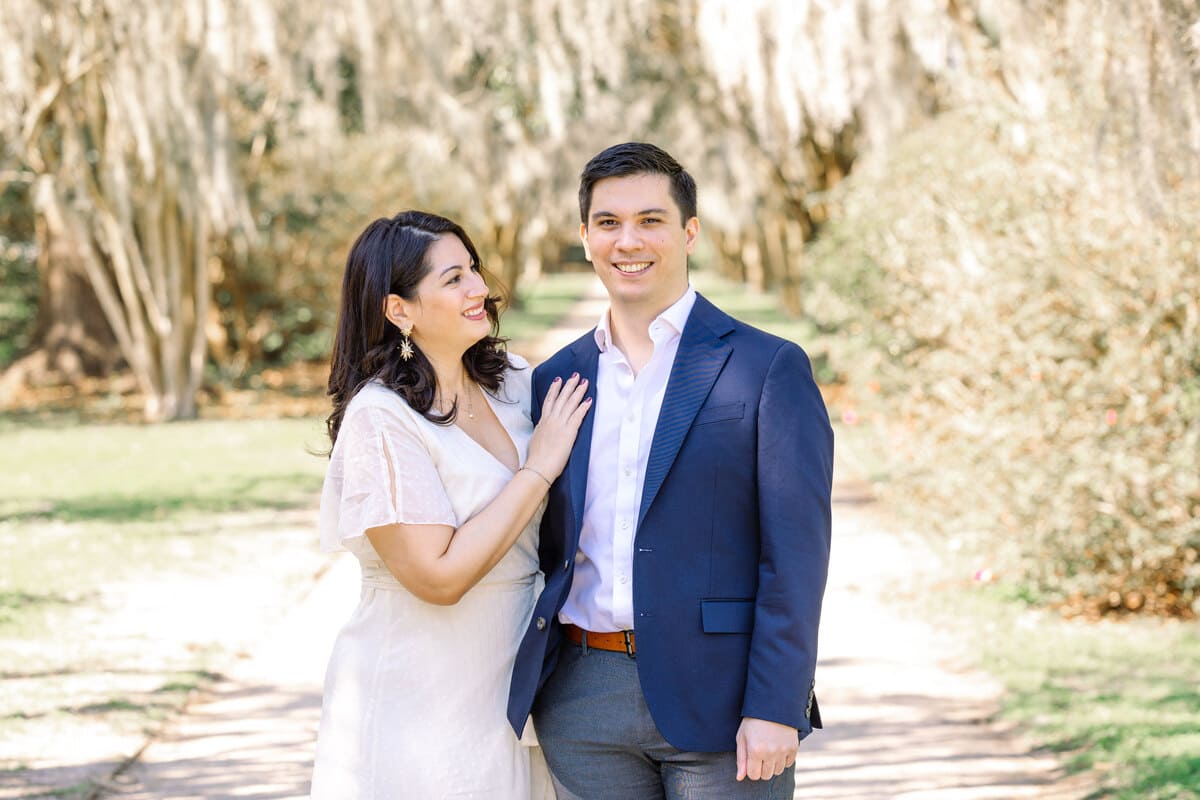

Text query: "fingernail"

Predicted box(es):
[571, 372, 579, 379]
[585, 397, 593, 403]
[553, 376, 562, 383]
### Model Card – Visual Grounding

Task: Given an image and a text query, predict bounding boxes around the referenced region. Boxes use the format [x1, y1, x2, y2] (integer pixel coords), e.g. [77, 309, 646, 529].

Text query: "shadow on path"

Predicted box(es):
[798, 498, 1093, 799]
[97, 684, 323, 800]
[93, 554, 359, 799]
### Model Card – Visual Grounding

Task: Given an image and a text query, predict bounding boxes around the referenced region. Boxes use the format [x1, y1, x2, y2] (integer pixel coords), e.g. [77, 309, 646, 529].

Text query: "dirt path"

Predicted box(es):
[94, 284, 1089, 800]
[797, 485, 1092, 799]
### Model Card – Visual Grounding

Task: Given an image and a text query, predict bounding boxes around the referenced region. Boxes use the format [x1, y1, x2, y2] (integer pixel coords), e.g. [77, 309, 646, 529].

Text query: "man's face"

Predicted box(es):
[580, 173, 698, 318]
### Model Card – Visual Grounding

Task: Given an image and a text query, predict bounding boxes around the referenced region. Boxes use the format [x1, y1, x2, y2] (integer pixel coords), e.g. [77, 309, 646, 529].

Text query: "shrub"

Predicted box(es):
[805, 102, 1200, 617]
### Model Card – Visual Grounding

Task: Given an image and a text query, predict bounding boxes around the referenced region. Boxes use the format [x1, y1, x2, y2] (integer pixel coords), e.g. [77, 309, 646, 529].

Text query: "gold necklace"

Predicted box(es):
[440, 382, 475, 419]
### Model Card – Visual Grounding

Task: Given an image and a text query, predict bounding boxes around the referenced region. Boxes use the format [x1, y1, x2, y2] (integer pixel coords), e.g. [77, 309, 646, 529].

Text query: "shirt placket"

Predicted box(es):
[611, 355, 640, 628]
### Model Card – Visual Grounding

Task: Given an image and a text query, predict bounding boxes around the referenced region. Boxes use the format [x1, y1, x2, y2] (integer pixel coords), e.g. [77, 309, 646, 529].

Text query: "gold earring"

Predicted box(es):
[399, 326, 414, 361]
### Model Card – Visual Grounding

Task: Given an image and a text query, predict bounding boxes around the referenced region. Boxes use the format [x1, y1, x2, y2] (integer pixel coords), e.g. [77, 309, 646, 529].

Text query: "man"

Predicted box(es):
[508, 142, 833, 799]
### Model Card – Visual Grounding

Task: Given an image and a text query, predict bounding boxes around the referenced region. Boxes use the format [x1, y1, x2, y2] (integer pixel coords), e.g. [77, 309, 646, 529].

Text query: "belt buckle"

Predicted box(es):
[622, 630, 635, 659]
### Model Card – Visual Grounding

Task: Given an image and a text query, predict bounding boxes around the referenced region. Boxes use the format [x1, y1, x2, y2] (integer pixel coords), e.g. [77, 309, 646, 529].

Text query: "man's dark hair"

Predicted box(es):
[578, 142, 697, 226]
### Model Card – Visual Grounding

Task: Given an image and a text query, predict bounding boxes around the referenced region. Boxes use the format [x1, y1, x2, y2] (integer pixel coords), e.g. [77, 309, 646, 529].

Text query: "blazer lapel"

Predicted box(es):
[638, 295, 733, 526]
[565, 333, 600, 545]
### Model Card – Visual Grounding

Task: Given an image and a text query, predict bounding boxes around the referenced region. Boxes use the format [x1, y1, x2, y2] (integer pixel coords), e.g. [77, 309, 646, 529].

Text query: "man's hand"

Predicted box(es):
[735, 717, 798, 781]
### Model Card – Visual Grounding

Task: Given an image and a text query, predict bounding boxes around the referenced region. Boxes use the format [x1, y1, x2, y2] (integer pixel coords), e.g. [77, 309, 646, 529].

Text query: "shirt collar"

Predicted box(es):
[594, 285, 697, 353]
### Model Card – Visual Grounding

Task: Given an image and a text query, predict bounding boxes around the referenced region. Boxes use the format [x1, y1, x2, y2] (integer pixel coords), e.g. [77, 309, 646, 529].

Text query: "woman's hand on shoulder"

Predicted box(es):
[524, 374, 591, 482]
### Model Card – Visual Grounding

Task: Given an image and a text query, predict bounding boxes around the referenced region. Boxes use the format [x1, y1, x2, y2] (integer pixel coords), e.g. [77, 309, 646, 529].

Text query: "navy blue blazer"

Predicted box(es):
[507, 293, 833, 752]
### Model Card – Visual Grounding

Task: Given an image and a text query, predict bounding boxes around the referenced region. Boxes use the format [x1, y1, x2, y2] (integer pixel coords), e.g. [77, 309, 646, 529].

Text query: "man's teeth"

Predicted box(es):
[615, 262, 651, 273]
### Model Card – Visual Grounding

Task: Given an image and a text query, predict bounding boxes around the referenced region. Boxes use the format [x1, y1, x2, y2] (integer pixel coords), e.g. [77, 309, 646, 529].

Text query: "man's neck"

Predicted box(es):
[606, 291, 686, 375]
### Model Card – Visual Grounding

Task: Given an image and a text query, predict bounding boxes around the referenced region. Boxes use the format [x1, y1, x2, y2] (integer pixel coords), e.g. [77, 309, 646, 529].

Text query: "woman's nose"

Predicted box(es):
[468, 271, 488, 297]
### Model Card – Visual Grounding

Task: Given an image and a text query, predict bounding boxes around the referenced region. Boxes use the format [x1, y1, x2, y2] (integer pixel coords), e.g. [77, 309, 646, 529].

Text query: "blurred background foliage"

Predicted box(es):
[1, 0, 1197, 616]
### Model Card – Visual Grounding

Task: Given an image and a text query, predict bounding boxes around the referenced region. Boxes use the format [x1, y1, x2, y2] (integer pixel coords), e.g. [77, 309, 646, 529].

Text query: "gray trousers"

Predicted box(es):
[532, 642, 796, 800]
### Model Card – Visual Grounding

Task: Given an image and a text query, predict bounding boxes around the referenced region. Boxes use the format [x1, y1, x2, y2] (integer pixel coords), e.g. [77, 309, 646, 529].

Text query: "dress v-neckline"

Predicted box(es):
[452, 390, 521, 474]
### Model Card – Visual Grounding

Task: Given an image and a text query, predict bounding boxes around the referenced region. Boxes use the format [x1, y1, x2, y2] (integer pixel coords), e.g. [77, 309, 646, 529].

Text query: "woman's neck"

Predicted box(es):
[424, 350, 470, 399]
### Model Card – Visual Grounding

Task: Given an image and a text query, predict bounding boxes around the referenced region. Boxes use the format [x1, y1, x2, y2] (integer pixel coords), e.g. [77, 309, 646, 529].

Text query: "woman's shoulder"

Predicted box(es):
[342, 381, 420, 429]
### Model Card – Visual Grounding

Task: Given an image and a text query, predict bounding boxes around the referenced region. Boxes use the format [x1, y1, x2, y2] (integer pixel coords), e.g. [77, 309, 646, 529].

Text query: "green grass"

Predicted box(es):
[1, 418, 327, 522]
[941, 585, 1200, 799]
[0, 418, 328, 631]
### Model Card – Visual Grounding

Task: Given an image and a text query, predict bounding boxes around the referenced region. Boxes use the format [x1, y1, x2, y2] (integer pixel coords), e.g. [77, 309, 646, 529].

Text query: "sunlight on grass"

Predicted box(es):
[924, 578, 1200, 799]
[1, 417, 328, 520]
[0, 417, 328, 631]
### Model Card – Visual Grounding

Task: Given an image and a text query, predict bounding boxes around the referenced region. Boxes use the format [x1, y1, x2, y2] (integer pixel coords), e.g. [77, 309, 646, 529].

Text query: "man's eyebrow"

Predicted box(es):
[590, 207, 670, 220]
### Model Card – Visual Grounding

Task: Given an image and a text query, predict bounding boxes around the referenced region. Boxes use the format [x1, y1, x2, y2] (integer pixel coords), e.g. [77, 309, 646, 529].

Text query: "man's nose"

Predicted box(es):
[615, 223, 641, 250]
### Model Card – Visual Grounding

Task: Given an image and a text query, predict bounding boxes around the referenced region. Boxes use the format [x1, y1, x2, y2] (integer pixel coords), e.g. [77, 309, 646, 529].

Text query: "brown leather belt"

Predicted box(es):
[563, 623, 636, 656]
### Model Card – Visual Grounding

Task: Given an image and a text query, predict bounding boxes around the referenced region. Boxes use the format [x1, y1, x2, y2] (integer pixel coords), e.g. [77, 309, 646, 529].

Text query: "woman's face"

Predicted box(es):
[404, 234, 491, 356]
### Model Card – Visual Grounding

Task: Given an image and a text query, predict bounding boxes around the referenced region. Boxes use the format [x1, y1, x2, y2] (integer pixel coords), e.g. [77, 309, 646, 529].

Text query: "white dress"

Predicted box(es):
[311, 355, 555, 800]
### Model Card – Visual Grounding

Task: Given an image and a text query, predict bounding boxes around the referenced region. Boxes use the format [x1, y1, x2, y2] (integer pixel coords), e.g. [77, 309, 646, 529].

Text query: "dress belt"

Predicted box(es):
[359, 560, 404, 590]
[357, 560, 543, 592]
[562, 623, 636, 656]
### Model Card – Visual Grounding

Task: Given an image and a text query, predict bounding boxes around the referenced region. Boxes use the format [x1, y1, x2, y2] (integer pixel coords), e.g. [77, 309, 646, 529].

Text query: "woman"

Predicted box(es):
[311, 210, 589, 799]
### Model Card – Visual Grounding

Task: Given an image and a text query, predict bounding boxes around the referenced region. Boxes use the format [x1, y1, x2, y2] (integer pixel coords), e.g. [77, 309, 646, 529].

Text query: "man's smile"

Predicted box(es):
[613, 261, 652, 275]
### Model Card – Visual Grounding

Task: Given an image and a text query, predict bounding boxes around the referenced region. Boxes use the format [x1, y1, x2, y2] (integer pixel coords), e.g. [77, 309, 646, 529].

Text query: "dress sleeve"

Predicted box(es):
[319, 401, 457, 553]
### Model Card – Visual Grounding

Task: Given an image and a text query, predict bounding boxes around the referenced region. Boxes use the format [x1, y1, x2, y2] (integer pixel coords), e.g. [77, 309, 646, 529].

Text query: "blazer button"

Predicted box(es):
[536, 616, 546, 631]
[562, 559, 570, 570]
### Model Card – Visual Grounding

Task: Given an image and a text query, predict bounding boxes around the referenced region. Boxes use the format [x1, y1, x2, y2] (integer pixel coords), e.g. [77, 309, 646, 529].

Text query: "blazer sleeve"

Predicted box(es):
[740, 341, 834, 737]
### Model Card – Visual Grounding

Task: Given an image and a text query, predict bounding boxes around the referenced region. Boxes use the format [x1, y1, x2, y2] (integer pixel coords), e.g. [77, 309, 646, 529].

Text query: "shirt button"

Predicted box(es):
[619, 576, 629, 585]
[620, 520, 629, 530]
[623, 466, 633, 476]
[536, 616, 546, 631]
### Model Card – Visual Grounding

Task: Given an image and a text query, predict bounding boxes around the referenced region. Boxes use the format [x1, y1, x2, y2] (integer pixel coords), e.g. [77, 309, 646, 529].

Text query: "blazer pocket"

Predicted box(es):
[693, 402, 745, 426]
[701, 599, 755, 633]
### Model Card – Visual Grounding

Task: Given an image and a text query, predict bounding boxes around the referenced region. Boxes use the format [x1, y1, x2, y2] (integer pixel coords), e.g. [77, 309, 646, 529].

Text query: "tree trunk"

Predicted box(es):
[17, 212, 120, 384]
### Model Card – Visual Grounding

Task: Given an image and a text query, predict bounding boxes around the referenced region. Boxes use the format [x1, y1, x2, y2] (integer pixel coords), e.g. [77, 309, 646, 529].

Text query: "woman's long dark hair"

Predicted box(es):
[326, 210, 509, 448]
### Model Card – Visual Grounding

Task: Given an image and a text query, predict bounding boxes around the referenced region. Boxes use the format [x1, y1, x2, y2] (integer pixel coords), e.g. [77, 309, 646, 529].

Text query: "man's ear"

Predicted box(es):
[684, 216, 700, 255]
[579, 222, 592, 262]
[383, 294, 414, 333]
